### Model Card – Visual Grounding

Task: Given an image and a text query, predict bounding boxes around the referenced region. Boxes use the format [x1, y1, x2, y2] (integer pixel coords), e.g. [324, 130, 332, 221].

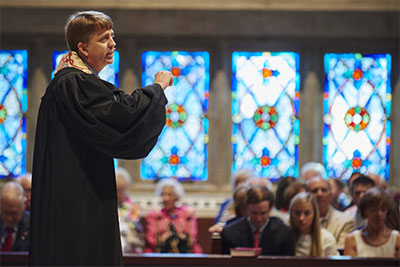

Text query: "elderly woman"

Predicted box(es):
[116, 167, 145, 254]
[145, 178, 202, 253]
[344, 187, 400, 257]
[29, 10, 173, 266]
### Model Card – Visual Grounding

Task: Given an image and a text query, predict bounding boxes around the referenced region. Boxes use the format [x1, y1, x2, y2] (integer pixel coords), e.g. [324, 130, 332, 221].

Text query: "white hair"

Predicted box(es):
[299, 162, 328, 181]
[230, 169, 255, 190]
[155, 178, 184, 199]
[116, 167, 132, 185]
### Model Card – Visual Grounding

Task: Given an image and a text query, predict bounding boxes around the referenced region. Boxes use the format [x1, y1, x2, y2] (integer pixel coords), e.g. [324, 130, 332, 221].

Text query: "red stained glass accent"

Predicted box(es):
[352, 157, 363, 169]
[169, 154, 180, 165]
[262, 68, 273, 78]
[260, 156, 271, 167]
[0, 104, 7, 124]
[171, 67, 181, 77]
[353, 69, 363, 81]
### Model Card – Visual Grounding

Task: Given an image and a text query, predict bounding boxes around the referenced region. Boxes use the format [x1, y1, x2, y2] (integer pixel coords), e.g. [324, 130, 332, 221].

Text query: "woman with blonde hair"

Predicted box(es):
[290, 192, 339, 256]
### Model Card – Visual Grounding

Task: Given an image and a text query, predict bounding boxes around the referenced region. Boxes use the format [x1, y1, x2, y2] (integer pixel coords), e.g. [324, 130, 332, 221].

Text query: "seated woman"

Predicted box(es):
[290, 192, 339, 256]
[209, 170, 253, 233]
[116, 167, 145, 254]
[145, 178, 202, 253]
[344, 187, 400, 257]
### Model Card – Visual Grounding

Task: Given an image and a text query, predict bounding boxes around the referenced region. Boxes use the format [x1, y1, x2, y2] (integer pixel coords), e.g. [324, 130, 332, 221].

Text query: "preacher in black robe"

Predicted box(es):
[29, 52, 168, 266]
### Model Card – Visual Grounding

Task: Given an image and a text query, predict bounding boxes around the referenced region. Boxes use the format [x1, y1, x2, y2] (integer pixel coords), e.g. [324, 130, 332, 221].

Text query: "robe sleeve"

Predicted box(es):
[52, 69, 167, 159]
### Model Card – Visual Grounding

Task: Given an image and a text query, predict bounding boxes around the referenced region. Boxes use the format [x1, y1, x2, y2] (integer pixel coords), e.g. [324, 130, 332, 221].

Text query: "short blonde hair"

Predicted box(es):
[65, 11, 113, 52]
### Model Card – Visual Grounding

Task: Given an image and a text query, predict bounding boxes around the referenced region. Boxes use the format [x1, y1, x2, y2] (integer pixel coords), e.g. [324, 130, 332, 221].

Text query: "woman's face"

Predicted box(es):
[79, 28, 116, 73]
[365, 203, 388, 228]
[161, 186, 178, 212]
[292, 202, 314, 234]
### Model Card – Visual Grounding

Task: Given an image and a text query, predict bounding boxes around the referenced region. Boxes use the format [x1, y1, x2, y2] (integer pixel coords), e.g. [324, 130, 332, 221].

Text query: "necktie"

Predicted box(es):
[1, 228, 14, 252]
[253, 228, 260, 248]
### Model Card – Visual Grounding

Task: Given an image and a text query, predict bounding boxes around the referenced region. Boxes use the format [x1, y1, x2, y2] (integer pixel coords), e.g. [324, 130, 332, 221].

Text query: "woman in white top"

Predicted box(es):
[344, 187, 400, 257]
[290, 192, 339, 256]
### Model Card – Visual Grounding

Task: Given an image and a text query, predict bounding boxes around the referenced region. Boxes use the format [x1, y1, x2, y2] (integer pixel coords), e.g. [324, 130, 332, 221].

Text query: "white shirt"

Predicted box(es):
[354, 229, 399, 257]
[295, 228, 339, 257]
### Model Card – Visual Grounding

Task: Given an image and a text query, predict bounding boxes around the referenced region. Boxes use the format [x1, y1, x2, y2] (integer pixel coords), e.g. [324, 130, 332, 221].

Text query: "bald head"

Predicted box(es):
[1, 182, 25, 228]
[1, 182, 24, 204]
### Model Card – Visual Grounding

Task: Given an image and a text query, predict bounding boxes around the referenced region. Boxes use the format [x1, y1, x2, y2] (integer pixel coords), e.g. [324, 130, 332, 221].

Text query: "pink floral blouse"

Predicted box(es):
[145, 206, 202, 253]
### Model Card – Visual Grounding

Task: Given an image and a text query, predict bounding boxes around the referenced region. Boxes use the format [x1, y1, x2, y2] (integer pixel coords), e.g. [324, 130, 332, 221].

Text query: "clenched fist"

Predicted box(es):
[154, 71, 174, 90]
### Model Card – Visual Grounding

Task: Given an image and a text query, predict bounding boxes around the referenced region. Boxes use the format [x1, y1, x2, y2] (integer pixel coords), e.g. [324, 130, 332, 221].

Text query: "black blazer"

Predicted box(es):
[0, 211, 30, 251]
[221, 216, 294, 256]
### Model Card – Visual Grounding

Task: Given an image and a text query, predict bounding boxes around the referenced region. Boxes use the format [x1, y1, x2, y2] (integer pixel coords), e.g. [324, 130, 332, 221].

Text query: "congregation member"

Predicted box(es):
[29, 10, 173, 266]
[275, 176, 296, 213]
[225, 185, 248, 226]
[328, 177, 349, 211]
[306, 177, 355, 250]
[289, 192, 339, 256]
[344, 187, 400, 257]
[210, 169, 253, 232]
[0, 182, 30, 252]
[344, 175, 375, 228]
[221, 185, 294, 256]
[15, 173, 32, 212]
[145, 178, 202, 253]
[299, 162, 328, 182]
[116, 167, 145, 254]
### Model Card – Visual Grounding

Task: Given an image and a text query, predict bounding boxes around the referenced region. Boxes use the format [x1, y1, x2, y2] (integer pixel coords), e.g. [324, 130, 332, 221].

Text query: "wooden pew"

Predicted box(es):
[2, 252, 399, 267]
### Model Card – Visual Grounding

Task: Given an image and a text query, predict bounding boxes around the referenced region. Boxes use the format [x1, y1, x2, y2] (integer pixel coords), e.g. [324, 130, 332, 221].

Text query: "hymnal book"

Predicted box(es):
[230, 247, 262, 257]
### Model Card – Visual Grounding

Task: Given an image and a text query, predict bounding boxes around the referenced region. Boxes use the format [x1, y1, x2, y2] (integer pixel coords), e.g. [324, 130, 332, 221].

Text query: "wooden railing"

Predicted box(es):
[1, 252, 399, 267]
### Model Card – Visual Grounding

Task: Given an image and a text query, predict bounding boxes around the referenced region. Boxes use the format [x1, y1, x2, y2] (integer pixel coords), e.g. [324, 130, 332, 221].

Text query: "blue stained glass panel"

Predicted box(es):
[231, 52, 300, 180]
[0, 50, 28, 178]
[141, 51, 210, 181]
[323, 53, 391, 181]
[52, 50, 120, 86]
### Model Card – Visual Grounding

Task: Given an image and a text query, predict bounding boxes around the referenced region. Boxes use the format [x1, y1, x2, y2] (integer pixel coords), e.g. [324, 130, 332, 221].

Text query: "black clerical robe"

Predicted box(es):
[29, 67, 167, 266]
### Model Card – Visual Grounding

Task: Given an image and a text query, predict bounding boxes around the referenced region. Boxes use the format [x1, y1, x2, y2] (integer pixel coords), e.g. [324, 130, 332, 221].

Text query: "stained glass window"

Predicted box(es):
[52, 50, 120, 86]
[232, 52, 300, 180]
[0, 50, 28, 178]
[323, 53, 391, 180]
[141, 51, 210, 181]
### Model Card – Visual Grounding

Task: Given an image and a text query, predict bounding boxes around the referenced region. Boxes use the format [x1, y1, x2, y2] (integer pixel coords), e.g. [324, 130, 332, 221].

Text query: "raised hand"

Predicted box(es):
[154, 71, 174, 90]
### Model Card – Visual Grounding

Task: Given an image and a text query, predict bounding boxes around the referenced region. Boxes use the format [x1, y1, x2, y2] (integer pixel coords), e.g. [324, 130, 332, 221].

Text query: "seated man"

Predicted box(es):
[344, 175, 375, 228]
[0, 181, 30, 251]
[306, 177, 355, 250]
[221, 185, 294, 256]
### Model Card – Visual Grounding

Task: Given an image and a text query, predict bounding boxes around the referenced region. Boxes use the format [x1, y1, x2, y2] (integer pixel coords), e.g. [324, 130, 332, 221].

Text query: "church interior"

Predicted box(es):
[0, 0, 399, 264]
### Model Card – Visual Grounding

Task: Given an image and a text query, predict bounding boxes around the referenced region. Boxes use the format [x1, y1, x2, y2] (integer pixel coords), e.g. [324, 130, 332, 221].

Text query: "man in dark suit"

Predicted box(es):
[221, 185, 294, 256]
[0, 181, 30, 251]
